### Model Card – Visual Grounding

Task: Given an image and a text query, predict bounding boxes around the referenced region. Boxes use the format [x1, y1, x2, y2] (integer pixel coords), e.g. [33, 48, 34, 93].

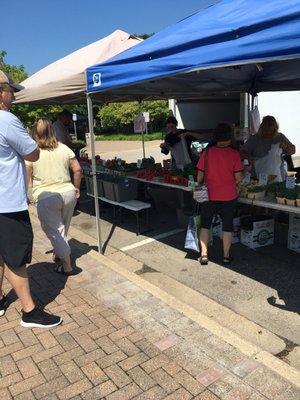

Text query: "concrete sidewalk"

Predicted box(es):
[0, 217, 299, 400]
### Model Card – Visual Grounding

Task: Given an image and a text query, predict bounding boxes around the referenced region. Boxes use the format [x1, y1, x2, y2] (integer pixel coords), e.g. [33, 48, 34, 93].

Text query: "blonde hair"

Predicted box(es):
[32, 118, 58, 150]
[258, 115, 279, 137]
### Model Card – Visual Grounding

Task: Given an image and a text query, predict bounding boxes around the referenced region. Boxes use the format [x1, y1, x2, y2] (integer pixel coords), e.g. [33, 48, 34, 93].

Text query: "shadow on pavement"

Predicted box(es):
[76, 189, 300, 315]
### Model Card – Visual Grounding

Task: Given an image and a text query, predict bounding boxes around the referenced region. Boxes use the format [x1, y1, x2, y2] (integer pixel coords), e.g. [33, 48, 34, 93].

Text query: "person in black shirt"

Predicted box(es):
[160, 117, 204, 165]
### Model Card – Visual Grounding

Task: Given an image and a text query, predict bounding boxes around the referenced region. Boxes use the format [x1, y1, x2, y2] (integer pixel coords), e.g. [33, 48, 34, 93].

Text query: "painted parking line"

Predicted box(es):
[120, 228, 184, 252]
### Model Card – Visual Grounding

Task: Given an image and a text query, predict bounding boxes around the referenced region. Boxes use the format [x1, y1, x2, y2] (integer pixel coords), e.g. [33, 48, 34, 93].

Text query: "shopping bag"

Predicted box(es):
[193, 185, 209, 203]
[184, 216, 200, 252]
[254, 143, 283, 182]
[184, 214, 213, 252]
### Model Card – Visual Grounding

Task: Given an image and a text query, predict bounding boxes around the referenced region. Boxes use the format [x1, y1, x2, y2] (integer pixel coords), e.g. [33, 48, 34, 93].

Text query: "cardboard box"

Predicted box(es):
[213, 216, 241, 244]
[212, 216, 222, 237]
[289, 213, 300, 230]
[241, 219, 274, 249]
[288, 213, 300, 253]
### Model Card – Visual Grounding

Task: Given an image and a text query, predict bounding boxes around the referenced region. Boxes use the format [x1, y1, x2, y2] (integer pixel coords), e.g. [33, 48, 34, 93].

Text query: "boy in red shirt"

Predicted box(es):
[197, 123, 243, 265]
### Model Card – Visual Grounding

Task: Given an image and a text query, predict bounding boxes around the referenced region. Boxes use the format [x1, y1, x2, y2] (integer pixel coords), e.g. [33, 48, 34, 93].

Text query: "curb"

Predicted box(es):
[88, 249, 300, 388]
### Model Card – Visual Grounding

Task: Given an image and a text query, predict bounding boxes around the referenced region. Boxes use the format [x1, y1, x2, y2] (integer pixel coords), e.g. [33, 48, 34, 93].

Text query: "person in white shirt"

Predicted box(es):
[0, 70, 62, 328]
[53, 109, 73, 146]
[27, 118, 82, 275]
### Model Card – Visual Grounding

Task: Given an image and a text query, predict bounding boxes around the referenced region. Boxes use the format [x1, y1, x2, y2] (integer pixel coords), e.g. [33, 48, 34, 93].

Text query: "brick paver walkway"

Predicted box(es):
[0, 216, 299, 400]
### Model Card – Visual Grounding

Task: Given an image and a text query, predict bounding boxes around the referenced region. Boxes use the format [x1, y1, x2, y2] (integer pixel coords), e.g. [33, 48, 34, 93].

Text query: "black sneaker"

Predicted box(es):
[21, 307, 62, 329]
[0, 295, 8, 317]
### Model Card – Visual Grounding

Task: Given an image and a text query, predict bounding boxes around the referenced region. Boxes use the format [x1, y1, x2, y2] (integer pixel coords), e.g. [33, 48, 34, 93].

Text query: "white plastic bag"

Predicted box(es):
[184, 216, 200, 252]
[254, 143, 283, 182]
[249, 106, 261, 134]
[171, 136, 191, 168]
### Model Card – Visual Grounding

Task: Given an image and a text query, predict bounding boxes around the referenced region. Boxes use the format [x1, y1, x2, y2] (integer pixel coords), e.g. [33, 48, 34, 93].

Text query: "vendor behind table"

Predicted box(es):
[160, 116, 205, 168]
[241, 115, 296, 182]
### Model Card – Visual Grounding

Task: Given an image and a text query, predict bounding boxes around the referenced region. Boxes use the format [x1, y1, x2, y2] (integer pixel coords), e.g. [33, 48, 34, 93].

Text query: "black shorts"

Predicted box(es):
[0, 211, 33, 269]
[201, 199, 237, 232]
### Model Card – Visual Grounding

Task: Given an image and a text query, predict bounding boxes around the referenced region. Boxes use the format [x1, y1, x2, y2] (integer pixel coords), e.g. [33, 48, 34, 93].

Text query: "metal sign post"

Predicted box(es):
[134, 113, 146, 159]
[72, 113, 78, 141]
[142, 112, 150, 159]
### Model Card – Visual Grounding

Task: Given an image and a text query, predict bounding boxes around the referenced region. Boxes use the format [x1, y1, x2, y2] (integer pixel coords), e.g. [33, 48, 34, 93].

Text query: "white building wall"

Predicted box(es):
[169, 99, 240, 130]
[258, 91, 300, 163]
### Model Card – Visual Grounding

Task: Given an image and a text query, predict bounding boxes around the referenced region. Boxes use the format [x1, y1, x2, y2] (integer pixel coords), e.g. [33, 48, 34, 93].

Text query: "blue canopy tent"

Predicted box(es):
[86, 0, 300, 100]
[85, 0, 300, 252]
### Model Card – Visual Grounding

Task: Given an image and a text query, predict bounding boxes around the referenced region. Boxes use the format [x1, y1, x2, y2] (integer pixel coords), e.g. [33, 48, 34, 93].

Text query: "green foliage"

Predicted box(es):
[135, 33, 154, 40]
[98, 100, 169, 133]
[1, 51, 168, 133]
[0, 51, 28, 83]
[95, 132, 163, 141]
[1, 50, 88, 127]
[284, 188, 298, 200]
[247, 185, 266, 193]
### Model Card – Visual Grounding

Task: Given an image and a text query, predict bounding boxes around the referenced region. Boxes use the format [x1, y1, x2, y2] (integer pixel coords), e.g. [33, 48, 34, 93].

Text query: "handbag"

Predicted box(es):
[193, 149, 209, 203]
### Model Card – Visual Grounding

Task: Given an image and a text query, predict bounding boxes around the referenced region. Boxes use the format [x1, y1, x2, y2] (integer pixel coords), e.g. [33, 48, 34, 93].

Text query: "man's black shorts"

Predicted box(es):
[201, 199, 237, 232]
[0, 211, 33, 269]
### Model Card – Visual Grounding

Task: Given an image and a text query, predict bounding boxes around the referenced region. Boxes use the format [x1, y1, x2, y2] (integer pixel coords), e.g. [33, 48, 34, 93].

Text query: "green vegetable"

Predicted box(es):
[284, 189, 297, 200]
[247, 185, 266, 193]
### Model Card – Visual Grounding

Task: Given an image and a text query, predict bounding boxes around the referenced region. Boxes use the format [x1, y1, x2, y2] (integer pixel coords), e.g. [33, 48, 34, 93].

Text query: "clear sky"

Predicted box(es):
[3, 0, 213, 76]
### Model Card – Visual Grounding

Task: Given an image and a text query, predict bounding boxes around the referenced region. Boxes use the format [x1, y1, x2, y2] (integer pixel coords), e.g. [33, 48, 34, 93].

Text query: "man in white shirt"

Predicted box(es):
[53, 109, 72, 146]
[0, 70, 62, 328]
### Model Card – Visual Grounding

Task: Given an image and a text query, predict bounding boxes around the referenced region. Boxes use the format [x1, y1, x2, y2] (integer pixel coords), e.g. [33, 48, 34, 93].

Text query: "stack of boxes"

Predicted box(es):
[288, 213, 300, 253]
[212, 216, 241, 244]
[240, 218, 274, 249]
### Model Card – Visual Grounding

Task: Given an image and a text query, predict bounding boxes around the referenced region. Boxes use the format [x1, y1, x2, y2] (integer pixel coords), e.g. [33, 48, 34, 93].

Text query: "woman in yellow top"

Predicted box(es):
[26, 118, 82, 275]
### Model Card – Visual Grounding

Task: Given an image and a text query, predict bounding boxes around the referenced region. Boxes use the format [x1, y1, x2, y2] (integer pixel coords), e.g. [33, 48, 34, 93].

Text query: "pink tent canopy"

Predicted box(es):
[15, 30, 141, 104]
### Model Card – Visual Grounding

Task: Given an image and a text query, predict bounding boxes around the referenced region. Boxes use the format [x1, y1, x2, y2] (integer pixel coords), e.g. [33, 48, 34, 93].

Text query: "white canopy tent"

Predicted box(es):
[14, 30, 142, 253]
[15, 30, 141, 105]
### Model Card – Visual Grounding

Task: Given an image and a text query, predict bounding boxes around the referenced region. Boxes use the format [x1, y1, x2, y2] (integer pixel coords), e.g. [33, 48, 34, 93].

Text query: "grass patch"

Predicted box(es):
[95, 132, 163, 141]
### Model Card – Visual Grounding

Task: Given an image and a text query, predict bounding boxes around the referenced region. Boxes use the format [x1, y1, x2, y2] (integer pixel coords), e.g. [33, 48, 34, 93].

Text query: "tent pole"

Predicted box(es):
[86, 94, 103, 254]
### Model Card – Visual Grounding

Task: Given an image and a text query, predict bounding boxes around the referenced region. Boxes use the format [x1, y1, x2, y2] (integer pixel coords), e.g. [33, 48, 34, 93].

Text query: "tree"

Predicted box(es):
[98, 100, 169, 133]
[1, 50, 88, 127]
[135, 33, 154, 40]
[0, 51, 28, 83]
[1, 51, 168, 133]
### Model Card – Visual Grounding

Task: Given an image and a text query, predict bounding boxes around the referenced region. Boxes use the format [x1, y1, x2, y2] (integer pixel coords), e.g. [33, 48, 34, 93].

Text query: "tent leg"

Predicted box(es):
[86, 94, 103, 254]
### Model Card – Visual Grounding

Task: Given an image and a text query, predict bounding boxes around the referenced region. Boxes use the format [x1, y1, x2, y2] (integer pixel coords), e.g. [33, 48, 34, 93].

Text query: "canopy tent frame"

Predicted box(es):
[85, 0, 300, 253]
[86, 94, 103, 253]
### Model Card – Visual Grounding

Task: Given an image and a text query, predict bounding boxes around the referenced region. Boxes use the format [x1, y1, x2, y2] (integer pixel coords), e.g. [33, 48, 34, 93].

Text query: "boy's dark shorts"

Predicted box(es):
[201, 199, 237, 232]
[0, 211, 33, 269]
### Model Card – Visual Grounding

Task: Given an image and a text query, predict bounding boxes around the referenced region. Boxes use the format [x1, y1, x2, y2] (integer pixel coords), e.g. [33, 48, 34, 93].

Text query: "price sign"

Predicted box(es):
[259, 173, 268, 186]
[143, 112, 150, 123]
[243, 172, 251, 184]
[286, 176, 296, 189]
[134, 115, 146, 133]
[137, 159, 142, 169]
[72, 113, 77, 121]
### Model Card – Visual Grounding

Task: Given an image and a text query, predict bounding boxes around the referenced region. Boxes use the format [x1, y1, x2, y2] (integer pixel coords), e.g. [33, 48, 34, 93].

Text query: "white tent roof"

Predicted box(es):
[15, 30, 141, 104]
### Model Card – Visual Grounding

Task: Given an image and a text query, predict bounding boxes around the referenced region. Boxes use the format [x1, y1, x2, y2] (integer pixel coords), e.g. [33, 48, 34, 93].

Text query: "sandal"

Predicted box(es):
[223, 256, 233, 265]
[199, 255, 209, 266]
[54, 264, 78, 276]
[52, 254, 62, 265]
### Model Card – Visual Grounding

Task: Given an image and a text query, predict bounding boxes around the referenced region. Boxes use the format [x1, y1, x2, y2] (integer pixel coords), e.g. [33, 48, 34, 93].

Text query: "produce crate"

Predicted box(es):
[113, 179, 138, 202]
[96, 179, 104, 197]
[102, 181, 116, 201]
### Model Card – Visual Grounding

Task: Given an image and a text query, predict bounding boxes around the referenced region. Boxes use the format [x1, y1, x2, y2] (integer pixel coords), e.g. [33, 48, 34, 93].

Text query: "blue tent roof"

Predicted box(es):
[86, 0, 300, 100]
